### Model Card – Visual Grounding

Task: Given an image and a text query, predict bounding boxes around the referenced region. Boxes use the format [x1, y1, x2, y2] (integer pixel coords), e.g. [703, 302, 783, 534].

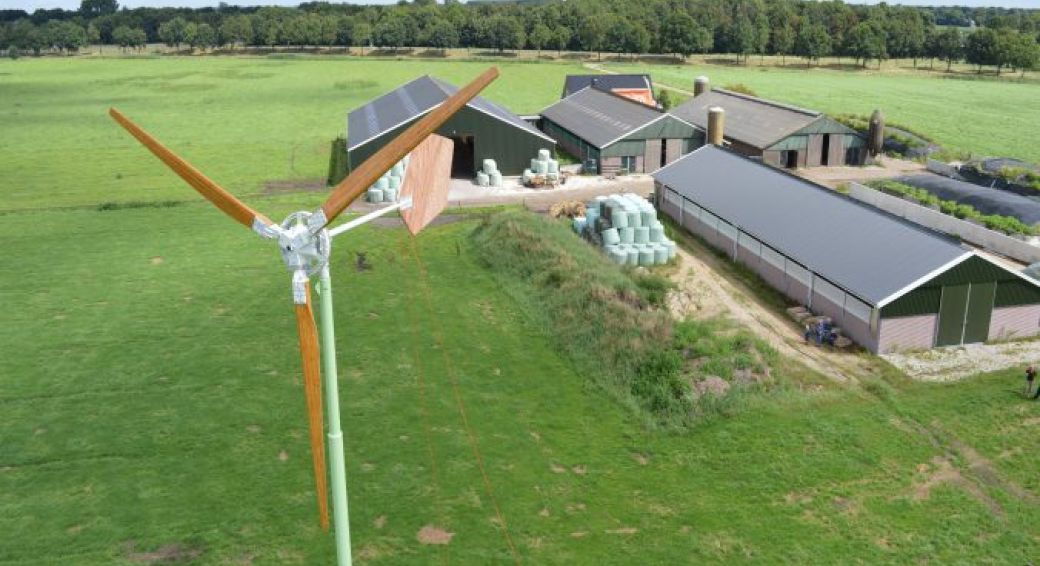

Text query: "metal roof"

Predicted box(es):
[562, 74, 653, 98]
[654, 145, 972, 306]
[669, 89, 822, 150]
[347, 75, 552, 150]
[540, 87, 664, 148]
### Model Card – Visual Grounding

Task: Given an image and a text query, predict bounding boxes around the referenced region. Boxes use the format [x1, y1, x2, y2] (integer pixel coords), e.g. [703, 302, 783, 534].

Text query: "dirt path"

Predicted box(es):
[884, 340, 1040, 382]
[666, 240, 876, 384]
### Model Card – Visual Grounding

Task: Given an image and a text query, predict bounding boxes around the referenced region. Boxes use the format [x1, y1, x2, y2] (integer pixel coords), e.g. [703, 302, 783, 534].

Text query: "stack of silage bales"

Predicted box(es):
[573, 193, 677, 266]
[522, 148, 559, 186]
[476, 158, 503, 187]
[366, 156, 409, 203]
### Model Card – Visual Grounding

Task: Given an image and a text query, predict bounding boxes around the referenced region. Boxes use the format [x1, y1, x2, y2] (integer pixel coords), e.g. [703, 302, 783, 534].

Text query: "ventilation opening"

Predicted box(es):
[821, 134, 831, 166]
[660, 139, 668, 168]
[785, 150, 798, 169]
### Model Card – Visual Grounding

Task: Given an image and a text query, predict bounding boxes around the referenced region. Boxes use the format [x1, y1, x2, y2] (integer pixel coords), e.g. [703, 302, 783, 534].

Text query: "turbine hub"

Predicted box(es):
[277, 211, 330, 278]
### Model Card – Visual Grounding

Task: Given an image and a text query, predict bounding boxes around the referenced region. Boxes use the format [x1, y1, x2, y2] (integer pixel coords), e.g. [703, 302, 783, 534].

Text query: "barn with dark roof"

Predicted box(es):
[654, 145, 1040, 353]
[539, 86, 702, 175]
[345, 75, 555, 177]
[561, 74, 657, 107]
[670, 87, 867, 168]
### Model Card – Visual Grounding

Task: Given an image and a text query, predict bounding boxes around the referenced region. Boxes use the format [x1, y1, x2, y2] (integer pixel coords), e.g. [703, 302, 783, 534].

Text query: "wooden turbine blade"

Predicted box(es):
[109, 108, 271, 229]
[293, 284, 330, 531]
[400, 134, 453, 235]
[319, 67, 499, 228]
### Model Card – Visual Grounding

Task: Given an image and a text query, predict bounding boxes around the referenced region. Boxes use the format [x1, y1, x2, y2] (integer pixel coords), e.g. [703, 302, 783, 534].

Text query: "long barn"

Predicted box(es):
[346, 75, 555, 177]
[654, 145, 1040, 353]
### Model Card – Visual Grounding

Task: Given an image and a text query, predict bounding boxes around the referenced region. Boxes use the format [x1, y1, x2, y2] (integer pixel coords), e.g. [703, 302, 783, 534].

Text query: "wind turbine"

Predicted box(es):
[110, 67, 498, 566]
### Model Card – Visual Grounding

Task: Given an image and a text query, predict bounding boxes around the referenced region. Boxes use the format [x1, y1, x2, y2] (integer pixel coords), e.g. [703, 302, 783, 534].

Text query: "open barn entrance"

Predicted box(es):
[450, 135, 475, 177]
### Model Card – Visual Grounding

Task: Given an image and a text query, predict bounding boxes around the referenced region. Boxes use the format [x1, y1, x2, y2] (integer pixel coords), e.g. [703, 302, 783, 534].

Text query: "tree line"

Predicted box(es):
[2, 0, 1039, 74]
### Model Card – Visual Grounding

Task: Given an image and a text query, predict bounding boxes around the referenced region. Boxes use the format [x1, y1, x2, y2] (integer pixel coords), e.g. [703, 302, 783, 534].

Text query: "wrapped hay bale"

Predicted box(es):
[367, 188, 384, 203]
[625, 247, 639, 266]
[601, 228, 621, 246]
[388, 175, 401, 189]
[649, 225, 664, 243]
[482, 159, 497, 174]
[638, 248, 654, 266]
[489, 171, 503, 187]
[626, 210, 640, 228]
[537, 148, 551, 161]
[476, 172, 490, 187]
[610, 210, 628, 229]
[384, 188, 398, 202]
[653, 245, 669, 265]
[391, 162, 404, 176]
[640, 210, 656, 226]
[531, 159, 547, 174]
[373, 177, 389, 190]
[619, 227, 635, 244]
[547, 160, 559, 174]
[634, 226, 650, 244]
[572, 217, 587, 234]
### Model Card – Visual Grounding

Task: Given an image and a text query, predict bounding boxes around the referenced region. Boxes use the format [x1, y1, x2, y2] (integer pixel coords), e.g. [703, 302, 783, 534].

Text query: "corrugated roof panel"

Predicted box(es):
[540, 87, 663, 148]
[563, 74, 653, 97]
[347, 75, 552, 150]
[669, 89, 821, 150]
[653, 146, 969, 305]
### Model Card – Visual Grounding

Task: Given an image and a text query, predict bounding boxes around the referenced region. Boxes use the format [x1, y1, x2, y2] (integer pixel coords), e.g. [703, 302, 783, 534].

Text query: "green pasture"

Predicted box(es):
[604, 61, 1040, 163]
[2, 56, 1040, 564]
[2, 199, 1039, 563]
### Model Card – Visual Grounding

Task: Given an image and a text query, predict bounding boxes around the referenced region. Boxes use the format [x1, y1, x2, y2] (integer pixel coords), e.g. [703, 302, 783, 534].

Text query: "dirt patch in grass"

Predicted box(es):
[417, 525, 454, 545]
[150, 256, 163, 265]
[124, 541, 203, 564]
[373, 515, 387, 529]
[605, 527, 638, 535]
[912, 456, 1004, 517]
[262, 179, 327, 195]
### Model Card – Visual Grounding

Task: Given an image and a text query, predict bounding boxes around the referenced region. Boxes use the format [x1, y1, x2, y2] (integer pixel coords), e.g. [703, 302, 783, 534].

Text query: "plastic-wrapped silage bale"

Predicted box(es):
[638, 248, 654, 266]
[489, 171, 502, 187]
[547, 160, 559, 174]
[626, 209, 640, 228]
[619, 227, 634, 244]
[586, 207, 600, 226]
[634, 226, 650, 244]
[611, 210, 628, 229]
[649, 225, 664, 243]
[572, 217, 587, 234]
[374, 177, 389, 190]
[522, 169, 534, 184]
[384, 188, 398, 202]
[640, 210, 656, 227]
[664, 240, 677, 259]
[391, 162, 404, 176]
[482, 159, 497, 174]
[537, 148, 551, 161]
[388, 175, 401, 189]
[476, 172, 490, 187]
[625, 246, 639, 266]
[531, 159, 547, 174]
[601, 228, 621, 246]
[367, 188, 384, 203]
[653, 245, 669, 265]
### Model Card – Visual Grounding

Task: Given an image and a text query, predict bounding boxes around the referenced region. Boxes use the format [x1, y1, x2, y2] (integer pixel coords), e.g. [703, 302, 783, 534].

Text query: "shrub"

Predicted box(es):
[723, 83, 757, 96]
[867, 180, 1036, 235]
[6, 46, 18, 60]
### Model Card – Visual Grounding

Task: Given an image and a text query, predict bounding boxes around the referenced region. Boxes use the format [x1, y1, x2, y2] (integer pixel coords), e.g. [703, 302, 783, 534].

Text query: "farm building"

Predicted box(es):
[346, 75, 556, 177]
[669, 82, 867, 168]
[654, 145, 1040, 353]
[561, 74, 657, 107]
[540, 86, 702, 175]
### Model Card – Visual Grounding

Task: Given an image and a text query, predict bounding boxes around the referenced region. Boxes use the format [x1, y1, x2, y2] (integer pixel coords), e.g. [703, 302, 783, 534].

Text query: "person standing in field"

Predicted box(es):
[1027, 365, 1037, 397]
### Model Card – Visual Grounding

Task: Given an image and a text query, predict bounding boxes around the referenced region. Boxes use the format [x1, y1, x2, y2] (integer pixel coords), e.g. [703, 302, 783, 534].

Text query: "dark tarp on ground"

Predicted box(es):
[893, 174, 1040, 225]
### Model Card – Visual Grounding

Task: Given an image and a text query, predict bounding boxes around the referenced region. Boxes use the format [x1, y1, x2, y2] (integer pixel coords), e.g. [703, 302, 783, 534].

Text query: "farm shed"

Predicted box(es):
[540, 86, 702, 176]
[654, 145, 1040, 353]
[670, 86, 866, 168]
[346, 75, 555, 177]
[561, 74, 657, 107]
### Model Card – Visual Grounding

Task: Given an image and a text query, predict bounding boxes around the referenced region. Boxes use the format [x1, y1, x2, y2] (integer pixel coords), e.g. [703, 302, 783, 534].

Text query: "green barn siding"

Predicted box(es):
[881, 286, 941, 318]
[542, 119, 600, 169]
[348, 106, 553, 176]
[881, 256, 1040, 318]
[602, 140, 646, 158]
[995, 280, 1040, 307]
[767, 136, 809, 151]
[684, 132, 706, 153]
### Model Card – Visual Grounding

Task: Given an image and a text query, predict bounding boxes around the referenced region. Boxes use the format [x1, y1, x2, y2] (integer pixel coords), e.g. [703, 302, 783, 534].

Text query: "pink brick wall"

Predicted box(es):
[988, 305, 1040, 341]
[878, 315, 937, 353]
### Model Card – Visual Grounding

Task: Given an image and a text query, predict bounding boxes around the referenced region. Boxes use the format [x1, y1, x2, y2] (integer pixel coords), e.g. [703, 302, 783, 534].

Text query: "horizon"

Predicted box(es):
[1, 0, 1038, 12]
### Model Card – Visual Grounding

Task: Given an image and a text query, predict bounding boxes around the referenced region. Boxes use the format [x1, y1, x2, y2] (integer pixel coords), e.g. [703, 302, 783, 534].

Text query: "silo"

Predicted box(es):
[694, 76, 710, 97]
[868, 109, 885, 157]
[707, 107, 725, 146]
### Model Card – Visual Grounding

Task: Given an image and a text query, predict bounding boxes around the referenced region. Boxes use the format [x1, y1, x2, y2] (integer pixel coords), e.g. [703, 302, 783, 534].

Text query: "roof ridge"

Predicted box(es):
[710, 88, 821, 117]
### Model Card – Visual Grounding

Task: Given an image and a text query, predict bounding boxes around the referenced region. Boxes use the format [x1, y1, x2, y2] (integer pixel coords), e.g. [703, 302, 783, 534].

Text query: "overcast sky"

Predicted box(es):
[1, 0, 1035, 11]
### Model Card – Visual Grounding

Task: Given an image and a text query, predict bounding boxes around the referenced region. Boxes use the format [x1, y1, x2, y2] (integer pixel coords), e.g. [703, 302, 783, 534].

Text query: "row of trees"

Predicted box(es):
[2, 0, 1038, 74]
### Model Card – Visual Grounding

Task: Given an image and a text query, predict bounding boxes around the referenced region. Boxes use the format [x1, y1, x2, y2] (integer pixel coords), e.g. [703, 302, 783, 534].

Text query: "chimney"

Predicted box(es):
[694, 76, 710, 97]
[707, 106, 725, 146]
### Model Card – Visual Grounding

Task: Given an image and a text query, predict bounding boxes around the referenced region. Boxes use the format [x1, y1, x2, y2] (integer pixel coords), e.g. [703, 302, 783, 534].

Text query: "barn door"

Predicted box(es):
[963, 282, 996, 344]
[936, 284, 969, 346]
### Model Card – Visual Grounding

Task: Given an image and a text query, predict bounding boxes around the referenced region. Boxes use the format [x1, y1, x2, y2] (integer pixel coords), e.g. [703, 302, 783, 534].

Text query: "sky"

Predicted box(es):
[1, 0, 1036, 11]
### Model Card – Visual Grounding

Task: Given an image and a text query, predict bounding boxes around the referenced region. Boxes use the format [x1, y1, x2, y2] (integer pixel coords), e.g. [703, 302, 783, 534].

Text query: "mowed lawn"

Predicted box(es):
[0, 56, 575, 212]
[1, 197, 1039, 564]
[2, 56, 1040, 564]
[604, 61, 1040, 163]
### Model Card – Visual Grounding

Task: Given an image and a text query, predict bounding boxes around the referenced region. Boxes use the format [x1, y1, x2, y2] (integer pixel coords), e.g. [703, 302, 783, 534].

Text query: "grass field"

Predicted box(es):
[2, 56, 1040, 564]
[602, 61, 1040, 163]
